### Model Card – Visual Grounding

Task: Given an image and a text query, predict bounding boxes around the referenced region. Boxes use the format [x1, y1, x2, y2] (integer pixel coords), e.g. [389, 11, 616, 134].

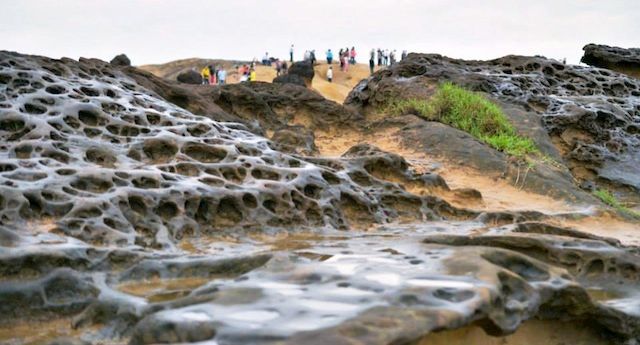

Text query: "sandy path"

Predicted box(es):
[312, 62, 380, 103]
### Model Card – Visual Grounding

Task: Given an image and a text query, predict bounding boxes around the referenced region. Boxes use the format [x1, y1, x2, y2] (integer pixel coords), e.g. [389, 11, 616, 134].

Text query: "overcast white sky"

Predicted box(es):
[1, 0, 638, 65]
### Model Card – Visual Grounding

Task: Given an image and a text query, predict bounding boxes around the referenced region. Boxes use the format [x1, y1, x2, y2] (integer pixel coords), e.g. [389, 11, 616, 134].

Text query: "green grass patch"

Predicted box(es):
[593, 189, 640, 219]
[385, 82, 540, 158]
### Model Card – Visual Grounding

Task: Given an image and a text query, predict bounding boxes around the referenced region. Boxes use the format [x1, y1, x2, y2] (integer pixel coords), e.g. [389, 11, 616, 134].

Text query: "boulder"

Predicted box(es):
[110, 54, 131, 67]
[273, 60, 314, 87]
[176, 69, 202, 85]
[581, 43, 640, 78]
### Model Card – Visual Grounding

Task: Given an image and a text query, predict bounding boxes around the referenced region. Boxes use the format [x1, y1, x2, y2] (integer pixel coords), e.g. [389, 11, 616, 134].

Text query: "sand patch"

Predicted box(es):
[418, 319, 613, 345]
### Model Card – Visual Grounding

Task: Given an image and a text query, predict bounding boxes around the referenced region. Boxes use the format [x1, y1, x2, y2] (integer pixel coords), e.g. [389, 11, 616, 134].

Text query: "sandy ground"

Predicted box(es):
[419, 319, 612, 345]
[312, 62, 378, 103]
[314, 126, 577, 214]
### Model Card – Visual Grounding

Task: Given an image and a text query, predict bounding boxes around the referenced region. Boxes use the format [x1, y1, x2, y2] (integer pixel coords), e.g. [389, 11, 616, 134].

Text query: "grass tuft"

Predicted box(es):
[593, 189, 640, 219]
[385, 82, 539, 158]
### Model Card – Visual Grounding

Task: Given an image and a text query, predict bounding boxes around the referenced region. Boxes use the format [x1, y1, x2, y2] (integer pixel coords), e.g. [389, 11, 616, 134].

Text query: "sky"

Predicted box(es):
[1, 0, 639, 66]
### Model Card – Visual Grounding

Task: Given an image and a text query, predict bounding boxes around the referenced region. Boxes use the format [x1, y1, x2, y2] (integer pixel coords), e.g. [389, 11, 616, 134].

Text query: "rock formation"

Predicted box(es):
[1, 50, 639, 345]
[176, 69, 203, 85]
[347, 53, 640, 202]
[582, 44, 640, 78]
[110, 54, 131, 67]
[273, 60, 315, 87]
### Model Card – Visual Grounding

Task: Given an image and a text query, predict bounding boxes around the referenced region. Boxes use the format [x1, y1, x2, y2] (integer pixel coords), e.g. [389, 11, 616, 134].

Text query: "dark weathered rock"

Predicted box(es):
[273, 60, 314, 87]
[176, 69, 202, 84]
[110, 54, 131, 67]
[582, 44, 640, 78]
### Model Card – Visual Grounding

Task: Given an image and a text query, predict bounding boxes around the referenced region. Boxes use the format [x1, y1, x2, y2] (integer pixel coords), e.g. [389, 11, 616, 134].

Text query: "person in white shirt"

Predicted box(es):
[217, 68, 227, 85]
[326, 66, 333, 82]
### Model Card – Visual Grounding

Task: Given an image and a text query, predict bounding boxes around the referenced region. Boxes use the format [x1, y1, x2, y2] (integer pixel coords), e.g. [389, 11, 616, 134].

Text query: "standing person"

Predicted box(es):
[326, 49, 333, 64]
[390, 50, 396, 66]
[384, 49, 390, 65]
[343, 53, 349, 72]
[310, 50, 316, 65]
[377, 49, 382, 66]
[249, 68, 257, 82]
[326, 66, 333, 82]
[401, 50, 407, 61]
[217, 67, 226, 85]
[339, 48, 344, 69]
[369, 55, 375, 75]
[350, 47, 356, 64]
[275, 59, 282, 76]
[200, 66, 210, 85]
[290, 44, 294, 62]
[262, 52, 270, 66]
[208, 65, 216, 85]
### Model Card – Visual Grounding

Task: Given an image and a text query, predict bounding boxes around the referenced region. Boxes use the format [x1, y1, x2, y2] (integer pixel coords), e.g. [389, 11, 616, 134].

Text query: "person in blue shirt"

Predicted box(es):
[326, 49, 333, 65]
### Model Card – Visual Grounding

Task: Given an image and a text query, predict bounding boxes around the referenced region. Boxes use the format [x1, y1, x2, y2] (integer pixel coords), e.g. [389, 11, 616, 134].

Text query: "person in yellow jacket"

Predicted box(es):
[249, 68, 257, 82]
[201, 66, 210, 85]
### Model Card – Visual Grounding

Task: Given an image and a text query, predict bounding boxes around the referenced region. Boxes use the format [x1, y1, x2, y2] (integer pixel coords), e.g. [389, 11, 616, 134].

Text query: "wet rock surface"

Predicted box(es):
[1, 50, 640, 345]
[347, 53, 640, 200]
[582, 44, 640, 79]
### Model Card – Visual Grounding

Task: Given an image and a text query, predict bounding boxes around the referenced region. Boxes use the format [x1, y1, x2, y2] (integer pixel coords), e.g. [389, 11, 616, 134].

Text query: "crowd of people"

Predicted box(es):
[198, 44, 408, 86]
[200, 65, 226, 85]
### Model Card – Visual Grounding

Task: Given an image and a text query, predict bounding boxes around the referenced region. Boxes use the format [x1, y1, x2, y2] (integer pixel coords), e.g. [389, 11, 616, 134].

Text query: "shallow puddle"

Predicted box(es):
[117, 276, 212, 303]
[587, 287, 624, 302]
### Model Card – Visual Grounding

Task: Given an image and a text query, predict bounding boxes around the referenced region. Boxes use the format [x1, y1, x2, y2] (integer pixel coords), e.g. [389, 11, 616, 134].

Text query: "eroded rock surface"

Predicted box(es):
[347, 53, 640, 200]
[1, 51, 640, 345]
[582, 44, 640, 79]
